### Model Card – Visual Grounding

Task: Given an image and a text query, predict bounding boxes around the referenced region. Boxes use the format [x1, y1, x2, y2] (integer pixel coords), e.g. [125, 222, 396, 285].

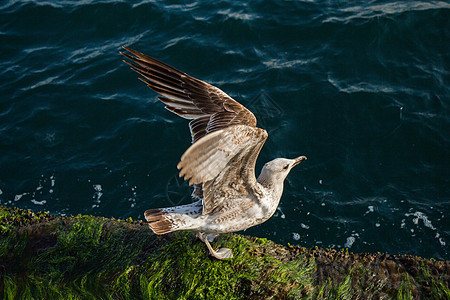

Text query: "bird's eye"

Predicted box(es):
[283, 165, 289, 170]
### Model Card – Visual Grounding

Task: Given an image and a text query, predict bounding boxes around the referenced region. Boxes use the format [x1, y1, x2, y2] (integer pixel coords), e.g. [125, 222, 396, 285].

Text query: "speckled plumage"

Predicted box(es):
[122, 47, 307, 259]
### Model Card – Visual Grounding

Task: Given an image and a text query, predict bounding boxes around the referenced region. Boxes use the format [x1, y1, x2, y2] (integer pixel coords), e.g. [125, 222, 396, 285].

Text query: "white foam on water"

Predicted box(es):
[344, 232, 360, 248]
[405, 211, 436, 230]
[31, 199, 46, 205]
[300, 223, 310, 229]
[400, 219, 406, 228]
[292, 232, 300, 241]
[404, 211, 447, 246]
[364, 205, 374, 215]
[344, 236, 355, 248]
[128, 185, 137, 208]
[92, 184, 103, 208]
[14, 193, 28, 202]
[277, 207, 286, 219]
[93, 184, 102, 192]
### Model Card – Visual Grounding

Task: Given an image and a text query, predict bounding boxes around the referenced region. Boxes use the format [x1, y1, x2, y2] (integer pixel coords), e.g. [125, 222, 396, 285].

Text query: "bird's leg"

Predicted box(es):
[196, 232, 219, 243]
[196, 232, 233, 260]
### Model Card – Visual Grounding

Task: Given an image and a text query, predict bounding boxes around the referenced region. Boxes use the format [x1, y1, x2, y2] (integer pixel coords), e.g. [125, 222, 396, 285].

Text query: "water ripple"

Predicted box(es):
[0, 0, 448, 259]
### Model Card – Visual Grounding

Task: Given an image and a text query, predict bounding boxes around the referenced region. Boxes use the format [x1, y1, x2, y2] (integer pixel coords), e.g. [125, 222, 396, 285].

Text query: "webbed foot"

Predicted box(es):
[197, 232, 233, 260]
[213, 248, 233, 259]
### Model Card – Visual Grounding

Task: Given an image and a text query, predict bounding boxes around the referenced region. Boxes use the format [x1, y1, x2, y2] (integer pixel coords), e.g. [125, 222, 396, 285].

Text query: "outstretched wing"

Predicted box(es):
[177, 125, 268, 215]
[120, 47, 257, 143]
[121, 47, 259, 200]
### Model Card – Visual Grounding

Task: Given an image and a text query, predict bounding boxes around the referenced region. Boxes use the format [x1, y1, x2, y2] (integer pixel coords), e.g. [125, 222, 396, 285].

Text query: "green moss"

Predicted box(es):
[335, 276, 353, 300]
[396, 273, 414, 300]
[0, 206, 448, 299]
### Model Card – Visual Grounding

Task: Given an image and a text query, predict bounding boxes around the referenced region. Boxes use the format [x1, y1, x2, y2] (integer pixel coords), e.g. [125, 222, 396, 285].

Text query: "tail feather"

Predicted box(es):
[144, 209, 164, 221]
[144, 209, 175, 235]
[144, 202, 203, 235]
[149, 219, 174, 235]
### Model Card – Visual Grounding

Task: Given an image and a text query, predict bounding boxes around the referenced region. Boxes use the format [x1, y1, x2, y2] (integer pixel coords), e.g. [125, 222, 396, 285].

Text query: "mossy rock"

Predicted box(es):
[0, 206, 448, 299]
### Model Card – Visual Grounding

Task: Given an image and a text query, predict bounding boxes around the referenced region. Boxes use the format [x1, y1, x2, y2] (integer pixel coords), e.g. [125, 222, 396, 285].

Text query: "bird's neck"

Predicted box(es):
[256, 177, 284, 220]
[257, 172, 284, 201]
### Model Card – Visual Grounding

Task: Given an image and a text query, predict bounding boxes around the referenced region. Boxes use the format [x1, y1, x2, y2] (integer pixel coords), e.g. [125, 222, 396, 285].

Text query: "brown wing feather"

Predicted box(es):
[121, 46, 257, 143]
[177, 125, 268, 215]
[202, 128, 267, 215]
[122, 47, 260, 200]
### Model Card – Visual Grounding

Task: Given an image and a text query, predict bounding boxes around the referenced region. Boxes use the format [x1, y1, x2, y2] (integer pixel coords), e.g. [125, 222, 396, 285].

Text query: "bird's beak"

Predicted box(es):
[292, 156, 307, 167]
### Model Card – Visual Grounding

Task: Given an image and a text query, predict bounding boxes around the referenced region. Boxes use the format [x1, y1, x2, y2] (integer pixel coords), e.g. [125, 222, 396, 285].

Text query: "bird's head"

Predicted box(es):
[259, 156, 307, 186]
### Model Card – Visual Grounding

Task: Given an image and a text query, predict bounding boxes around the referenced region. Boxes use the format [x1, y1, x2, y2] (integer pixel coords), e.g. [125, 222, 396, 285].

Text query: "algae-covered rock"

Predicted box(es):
[0, 206, 448, 299]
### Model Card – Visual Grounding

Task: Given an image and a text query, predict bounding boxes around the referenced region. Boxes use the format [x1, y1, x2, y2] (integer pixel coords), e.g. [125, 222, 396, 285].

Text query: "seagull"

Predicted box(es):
[121, 47, 307, 259]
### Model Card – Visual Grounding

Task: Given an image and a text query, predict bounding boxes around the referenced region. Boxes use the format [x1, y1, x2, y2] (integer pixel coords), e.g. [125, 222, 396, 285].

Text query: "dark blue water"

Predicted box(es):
[0, 0, 448, 259]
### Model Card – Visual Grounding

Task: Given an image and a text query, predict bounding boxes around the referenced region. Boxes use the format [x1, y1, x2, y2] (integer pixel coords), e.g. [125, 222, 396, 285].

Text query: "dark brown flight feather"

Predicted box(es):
[120, 47, 257, 143]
